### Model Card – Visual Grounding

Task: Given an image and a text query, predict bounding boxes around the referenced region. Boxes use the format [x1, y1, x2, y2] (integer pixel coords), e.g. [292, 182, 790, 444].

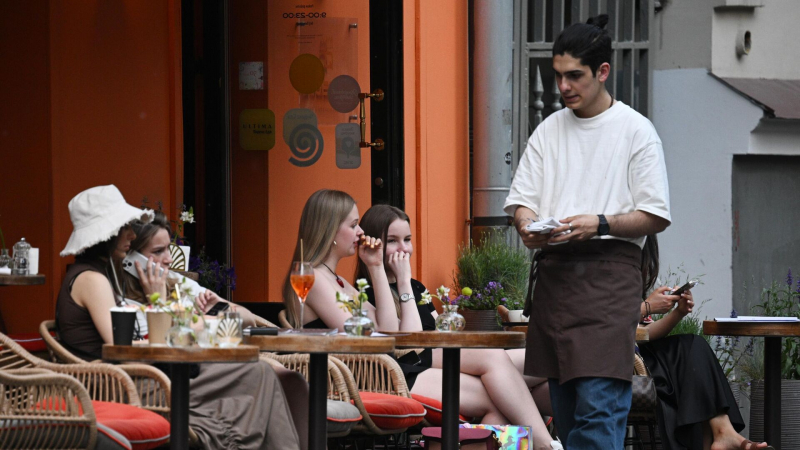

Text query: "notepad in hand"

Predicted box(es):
[715, 316, 800, 323]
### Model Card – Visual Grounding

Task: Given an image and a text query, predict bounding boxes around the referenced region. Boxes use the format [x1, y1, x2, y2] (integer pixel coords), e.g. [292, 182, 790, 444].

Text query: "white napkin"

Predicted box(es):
[0, 267, 10, 275]
[525, 217, 571, 245]
[525, 216, 563, 234]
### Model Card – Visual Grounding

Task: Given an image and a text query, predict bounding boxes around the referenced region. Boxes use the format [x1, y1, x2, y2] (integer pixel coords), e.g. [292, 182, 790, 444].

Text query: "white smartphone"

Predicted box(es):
[122, 251, 165, 279]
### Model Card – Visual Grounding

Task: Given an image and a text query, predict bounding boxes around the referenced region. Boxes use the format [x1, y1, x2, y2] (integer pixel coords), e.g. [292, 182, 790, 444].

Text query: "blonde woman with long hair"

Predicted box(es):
[283, 189, 524, 429]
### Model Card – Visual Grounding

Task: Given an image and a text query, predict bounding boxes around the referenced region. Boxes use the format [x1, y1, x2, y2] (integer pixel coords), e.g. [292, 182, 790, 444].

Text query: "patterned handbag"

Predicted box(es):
[629, 352, 658, 420]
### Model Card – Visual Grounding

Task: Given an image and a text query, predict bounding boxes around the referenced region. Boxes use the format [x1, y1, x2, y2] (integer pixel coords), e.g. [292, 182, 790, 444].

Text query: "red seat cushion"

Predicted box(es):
[92, 401, 170, 450]
[9, 333, 48, 353]
[411, 394, 469, 426]
[352, 392, 426, 430]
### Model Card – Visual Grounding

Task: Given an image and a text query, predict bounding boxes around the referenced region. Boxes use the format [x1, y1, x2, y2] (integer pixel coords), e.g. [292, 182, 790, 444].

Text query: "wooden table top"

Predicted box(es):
[703, 320, 800, 337]
[0, 274, 45, 286]
[245, 334, 395, 354]
[381, 331, 526, 349]
[103, 344, 260, 363]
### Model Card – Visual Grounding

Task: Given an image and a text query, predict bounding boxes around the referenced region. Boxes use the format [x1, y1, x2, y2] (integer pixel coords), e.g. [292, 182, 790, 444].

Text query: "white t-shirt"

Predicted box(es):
[504, 101, 671, 248]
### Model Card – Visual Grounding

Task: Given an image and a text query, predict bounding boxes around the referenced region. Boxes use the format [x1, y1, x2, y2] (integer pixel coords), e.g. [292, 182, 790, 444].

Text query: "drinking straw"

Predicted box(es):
[300, 239, 304, 264]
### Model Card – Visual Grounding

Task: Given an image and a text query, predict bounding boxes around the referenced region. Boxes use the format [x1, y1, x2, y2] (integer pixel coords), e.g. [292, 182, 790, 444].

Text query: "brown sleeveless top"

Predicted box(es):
[55, 258, 115, 361]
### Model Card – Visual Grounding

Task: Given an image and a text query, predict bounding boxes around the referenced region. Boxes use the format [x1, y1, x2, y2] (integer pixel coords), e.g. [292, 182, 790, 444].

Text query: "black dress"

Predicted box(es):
[638, 334, 745, 450]
[365, 278, 436, 389]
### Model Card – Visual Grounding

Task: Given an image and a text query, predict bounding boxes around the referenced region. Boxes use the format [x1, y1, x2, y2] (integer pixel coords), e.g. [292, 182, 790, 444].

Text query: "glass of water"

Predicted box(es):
[217, 311, 243, 348]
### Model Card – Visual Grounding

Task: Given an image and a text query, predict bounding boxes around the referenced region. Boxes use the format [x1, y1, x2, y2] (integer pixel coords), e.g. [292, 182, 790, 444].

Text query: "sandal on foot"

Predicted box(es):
[740, 440, 774, 450]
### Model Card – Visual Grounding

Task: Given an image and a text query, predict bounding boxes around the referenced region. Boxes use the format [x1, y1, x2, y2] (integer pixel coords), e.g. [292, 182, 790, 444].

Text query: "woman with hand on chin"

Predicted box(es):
[283, 190, 526, 432]
[355, 204, 562, 450]
[281, 189, 421, 332]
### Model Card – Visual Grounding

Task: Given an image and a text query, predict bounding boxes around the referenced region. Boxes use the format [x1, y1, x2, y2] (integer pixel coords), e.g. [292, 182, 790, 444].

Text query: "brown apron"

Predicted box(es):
[523, 239, 642, 384]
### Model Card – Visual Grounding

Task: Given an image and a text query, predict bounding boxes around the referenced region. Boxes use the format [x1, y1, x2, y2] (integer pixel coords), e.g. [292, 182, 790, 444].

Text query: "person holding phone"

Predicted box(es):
[121, 211, 260, 328]
[637, 235, 771, 450]
[55, 185, 301, 449]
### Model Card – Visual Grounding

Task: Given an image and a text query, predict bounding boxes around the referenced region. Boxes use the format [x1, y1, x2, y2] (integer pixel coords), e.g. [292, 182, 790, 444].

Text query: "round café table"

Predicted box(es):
[385, 330, 526, 450]
[0, 274, 45, 333]
[245, 333, 395, 450]
[103, 344, 259, 450]
[704, 320, 800, 450]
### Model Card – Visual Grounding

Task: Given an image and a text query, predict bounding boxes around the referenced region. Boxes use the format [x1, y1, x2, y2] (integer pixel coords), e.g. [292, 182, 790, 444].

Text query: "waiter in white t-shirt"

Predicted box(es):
[504, 15, 671, 450]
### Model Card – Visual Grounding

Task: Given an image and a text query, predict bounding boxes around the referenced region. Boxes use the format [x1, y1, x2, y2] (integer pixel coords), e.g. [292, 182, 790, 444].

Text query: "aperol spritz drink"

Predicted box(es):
[290, 262, 315, 329]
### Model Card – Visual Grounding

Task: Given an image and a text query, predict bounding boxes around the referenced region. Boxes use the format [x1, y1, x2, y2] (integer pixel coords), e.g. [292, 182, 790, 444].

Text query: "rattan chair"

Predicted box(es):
[0, 332, 140, 408]
[0, 368, 98, 449]
[39, 320, 170, 418]
[261, 352, 357, 438]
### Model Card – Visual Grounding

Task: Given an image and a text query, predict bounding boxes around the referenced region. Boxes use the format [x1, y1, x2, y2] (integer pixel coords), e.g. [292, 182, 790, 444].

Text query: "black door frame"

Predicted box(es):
[369, 0, 405, 208]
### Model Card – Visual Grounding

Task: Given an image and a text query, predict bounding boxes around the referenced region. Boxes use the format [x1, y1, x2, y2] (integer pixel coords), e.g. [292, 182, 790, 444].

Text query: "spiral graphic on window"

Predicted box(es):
[287, 124, 324, 167]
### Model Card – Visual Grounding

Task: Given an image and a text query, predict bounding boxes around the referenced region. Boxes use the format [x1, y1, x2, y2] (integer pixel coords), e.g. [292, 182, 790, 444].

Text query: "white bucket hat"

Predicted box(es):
[60, 185, 154, 257]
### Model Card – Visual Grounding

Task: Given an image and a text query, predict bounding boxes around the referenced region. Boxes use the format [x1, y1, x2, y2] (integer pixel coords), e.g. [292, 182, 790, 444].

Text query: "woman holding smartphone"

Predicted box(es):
[56, 185, 301, 450]
[637, 235, 771, 450]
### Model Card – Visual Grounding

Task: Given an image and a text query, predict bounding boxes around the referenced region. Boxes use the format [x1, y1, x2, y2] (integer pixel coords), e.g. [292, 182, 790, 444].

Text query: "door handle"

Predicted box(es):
[359, 89, 385, 150]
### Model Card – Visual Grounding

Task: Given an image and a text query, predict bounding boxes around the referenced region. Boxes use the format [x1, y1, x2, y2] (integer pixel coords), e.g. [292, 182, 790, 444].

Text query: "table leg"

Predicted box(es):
[441, 348, 461, 450]
[170, 364, 191, 450]
[308, 353, 328, 450]
[764, 336, 781, 449]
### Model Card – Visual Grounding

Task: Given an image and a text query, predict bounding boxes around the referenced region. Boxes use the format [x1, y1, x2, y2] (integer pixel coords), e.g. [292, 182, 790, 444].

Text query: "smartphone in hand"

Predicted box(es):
[122, 251, 165, 279]
[667, 279, 698, 296]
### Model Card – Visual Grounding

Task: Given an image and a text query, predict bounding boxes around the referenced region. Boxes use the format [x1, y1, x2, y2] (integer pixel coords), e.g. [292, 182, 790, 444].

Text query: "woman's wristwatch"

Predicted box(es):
[399, 293, 415, 303]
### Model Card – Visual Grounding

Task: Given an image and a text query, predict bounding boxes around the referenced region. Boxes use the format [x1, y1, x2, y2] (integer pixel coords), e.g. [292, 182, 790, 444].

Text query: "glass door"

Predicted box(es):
[229, 0, 374, 303]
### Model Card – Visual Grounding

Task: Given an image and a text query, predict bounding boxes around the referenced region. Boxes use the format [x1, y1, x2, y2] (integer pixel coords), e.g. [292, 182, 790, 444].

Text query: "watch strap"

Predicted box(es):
[597, 214, 610, 236]
[399, 293, 415, 303]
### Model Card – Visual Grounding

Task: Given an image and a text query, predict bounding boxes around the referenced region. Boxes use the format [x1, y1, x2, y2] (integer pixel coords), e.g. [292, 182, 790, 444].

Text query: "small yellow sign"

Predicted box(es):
[239, 109, 275, 151]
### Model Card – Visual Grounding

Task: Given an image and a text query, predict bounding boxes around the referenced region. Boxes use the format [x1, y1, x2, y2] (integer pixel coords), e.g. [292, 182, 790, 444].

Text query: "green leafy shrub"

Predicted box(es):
[453, 232, 529, 311]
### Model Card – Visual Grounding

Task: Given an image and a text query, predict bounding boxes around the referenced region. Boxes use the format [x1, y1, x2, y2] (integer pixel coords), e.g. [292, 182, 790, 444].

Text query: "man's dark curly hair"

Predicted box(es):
[552, 14, 612, 76]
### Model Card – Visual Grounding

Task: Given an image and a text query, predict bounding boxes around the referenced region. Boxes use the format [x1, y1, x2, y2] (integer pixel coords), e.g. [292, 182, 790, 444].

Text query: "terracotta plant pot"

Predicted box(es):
[459, 309, 501, 331]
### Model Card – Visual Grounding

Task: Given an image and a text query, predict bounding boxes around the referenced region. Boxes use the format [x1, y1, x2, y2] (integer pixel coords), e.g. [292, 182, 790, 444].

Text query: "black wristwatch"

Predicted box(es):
[597, 214, 610, 236]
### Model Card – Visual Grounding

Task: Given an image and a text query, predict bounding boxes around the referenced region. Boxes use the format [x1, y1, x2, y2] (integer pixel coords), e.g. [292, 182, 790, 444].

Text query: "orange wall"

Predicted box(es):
[0, 1, 182, 334]
[404, 0, 471, 291]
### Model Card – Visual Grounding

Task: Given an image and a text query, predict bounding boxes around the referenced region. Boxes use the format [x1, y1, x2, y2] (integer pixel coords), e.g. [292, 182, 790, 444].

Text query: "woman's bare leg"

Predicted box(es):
[411, 369, 508, 424]
[708, 413, 769, 450]
[432, 348, 554, 449]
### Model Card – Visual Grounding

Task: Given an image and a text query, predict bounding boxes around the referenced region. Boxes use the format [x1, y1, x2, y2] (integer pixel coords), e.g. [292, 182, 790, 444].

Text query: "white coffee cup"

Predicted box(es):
[507, 310, 529, 323]
[28, 248, 39, 275]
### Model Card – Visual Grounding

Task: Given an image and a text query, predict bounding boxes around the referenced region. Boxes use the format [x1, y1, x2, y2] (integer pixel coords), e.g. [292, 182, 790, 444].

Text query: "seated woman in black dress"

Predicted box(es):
[355, 204, 561, 450]
[637, 235, 770, 450]
[282, 189, 531, 437]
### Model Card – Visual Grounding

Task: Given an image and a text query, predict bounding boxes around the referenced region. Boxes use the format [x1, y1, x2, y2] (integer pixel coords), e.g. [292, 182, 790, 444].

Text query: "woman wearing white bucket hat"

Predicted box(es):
[56, 185, 301, 450]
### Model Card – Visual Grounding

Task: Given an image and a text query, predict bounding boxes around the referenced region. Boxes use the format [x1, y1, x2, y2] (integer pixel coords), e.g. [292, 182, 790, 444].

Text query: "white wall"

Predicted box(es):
[652, 68, 763, 320]
[749, 119, 800, 155]
[712, 0, 800, 79]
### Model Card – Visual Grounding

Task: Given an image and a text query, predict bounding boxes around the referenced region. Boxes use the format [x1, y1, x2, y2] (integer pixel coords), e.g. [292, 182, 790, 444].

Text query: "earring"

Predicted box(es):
[333, 240, 337, 246]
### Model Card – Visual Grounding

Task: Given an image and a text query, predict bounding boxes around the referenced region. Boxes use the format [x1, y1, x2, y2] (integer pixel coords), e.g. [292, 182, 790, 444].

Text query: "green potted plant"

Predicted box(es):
[453, 232, 529, 331]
